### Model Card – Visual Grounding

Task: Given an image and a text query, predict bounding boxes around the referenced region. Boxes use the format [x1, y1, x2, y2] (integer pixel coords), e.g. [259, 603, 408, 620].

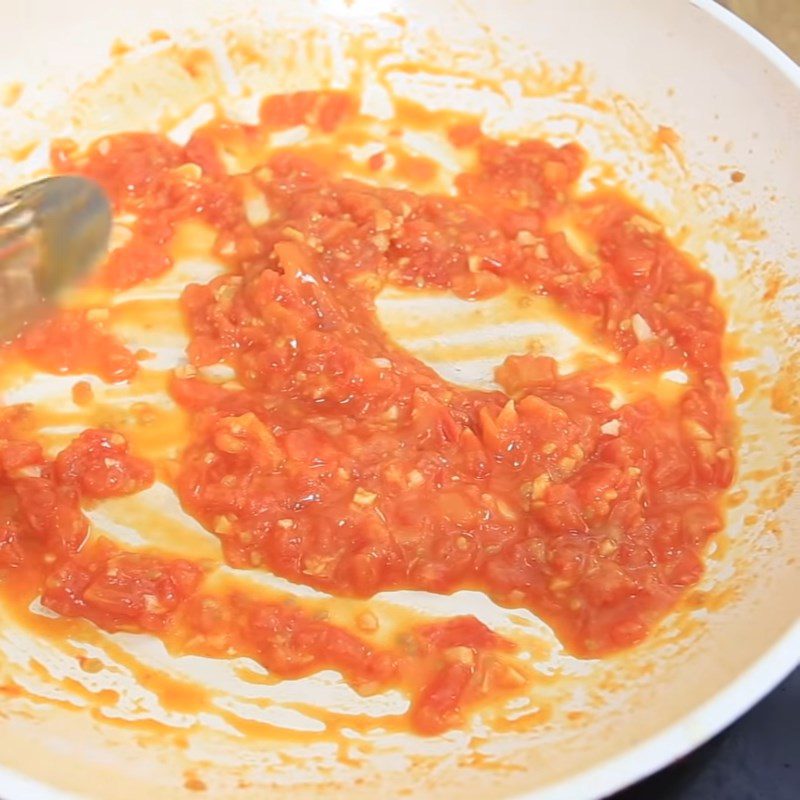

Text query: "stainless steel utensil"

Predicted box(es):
[0, 176, 111, 340]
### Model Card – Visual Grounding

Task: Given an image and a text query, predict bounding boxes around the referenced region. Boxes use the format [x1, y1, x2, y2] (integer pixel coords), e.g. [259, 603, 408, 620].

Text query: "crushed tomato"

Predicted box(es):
[0, 90, 735, 734]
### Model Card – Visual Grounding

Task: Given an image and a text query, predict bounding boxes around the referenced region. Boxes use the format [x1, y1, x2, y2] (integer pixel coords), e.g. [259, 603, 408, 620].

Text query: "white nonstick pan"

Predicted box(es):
[0, 1, 797, 798]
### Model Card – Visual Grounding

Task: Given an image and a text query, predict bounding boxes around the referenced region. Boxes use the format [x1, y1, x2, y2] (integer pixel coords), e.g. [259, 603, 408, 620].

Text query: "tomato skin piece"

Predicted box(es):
[409, 619, 519, 735]
[412, 661, 474, 735]
[416, 615, 515, 652]
[495, 354, 559, 395]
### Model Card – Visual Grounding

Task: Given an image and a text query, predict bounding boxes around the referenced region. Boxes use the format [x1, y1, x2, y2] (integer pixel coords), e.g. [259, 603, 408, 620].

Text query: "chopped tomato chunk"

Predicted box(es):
[55, 429, 154, 499]
[43, 540, 202, 631]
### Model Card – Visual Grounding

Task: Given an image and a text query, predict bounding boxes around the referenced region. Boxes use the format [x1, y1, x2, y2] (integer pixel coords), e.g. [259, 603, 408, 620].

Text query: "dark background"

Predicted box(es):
[610, 667, 799, 798]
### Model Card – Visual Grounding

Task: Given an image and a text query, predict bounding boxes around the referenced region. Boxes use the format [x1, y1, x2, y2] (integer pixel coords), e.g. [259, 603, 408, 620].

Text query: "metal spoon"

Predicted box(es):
[0, 176, 111, 341]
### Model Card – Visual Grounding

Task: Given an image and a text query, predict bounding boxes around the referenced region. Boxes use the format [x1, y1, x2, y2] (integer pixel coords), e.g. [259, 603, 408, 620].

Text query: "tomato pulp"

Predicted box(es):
[0, 90, 735, 734]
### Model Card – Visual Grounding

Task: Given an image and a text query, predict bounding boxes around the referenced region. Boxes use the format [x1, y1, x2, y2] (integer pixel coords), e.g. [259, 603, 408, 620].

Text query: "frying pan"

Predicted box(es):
[0, 1, 798, 798]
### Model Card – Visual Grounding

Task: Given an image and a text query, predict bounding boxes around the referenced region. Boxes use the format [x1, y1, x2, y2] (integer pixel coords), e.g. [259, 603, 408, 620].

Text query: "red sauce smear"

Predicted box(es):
[0, 90, 735, 734]
[15, 310, 138, 382]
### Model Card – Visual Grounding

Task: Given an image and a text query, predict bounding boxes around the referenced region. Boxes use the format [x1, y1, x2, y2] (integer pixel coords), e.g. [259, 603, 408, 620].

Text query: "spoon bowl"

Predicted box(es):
[0, 175, 111, 339]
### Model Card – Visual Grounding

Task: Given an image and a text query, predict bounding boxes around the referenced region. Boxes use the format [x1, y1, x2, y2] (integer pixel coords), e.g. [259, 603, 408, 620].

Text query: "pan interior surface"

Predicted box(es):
[0, 1, 798, 799]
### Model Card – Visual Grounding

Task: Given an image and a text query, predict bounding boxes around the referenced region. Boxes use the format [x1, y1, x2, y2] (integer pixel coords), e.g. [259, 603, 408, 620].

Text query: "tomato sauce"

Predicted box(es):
[0, 90, 735, 734]
[16, 309, 139, 382]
